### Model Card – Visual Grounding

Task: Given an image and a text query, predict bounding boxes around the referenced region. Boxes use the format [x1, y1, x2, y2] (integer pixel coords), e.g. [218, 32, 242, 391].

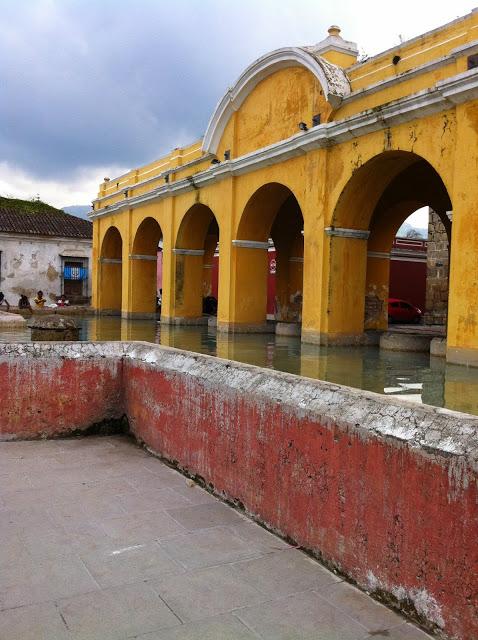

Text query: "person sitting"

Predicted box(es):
[57, 294, 70, 307]
[0, 292, 10, 312]
[34, 290, 46, 308]
[18, 294, 32, 311]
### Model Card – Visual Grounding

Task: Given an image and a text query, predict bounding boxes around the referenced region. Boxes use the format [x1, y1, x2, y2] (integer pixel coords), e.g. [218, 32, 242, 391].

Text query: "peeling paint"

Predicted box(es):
[0, 340, 476, 640]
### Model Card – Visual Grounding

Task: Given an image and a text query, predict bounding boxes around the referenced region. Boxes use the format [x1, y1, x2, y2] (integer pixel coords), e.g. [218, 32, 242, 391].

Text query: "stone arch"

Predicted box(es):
[173, 204, 220, 320]
[203, 47, 350, 154]
[98, 226, 123, 314]
[228, 182, 304, 330]
[327, 151, 452, 338]
[130, 217, 163, 318]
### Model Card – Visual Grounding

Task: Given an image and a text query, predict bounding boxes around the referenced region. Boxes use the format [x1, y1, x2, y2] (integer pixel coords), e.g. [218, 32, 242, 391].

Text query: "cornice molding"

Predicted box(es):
[325, 227, 370, 239]
[173, 248, 205, 256]
[129, 254, 157, 261]
[232, 240, 269, 250]
[90, 68, 478, 221]
[344, 39, 478, 104]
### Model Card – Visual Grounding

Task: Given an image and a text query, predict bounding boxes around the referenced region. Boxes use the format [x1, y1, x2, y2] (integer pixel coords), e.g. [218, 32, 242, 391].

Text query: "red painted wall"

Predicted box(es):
[0, 354, 123, 439]
[389, 259, 427, 309]
[123, 356, 477, 640]
[0, 343, 476, 639]
[389, 238, 427, 310]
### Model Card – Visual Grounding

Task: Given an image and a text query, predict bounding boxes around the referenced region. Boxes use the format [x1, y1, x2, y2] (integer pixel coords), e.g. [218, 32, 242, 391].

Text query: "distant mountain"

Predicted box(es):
[396, 221, 428, 239]
[62, 205, 91, 220]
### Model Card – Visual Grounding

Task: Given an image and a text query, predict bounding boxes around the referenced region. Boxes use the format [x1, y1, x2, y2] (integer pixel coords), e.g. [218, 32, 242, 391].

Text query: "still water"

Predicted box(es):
[1, 316, 478, 416]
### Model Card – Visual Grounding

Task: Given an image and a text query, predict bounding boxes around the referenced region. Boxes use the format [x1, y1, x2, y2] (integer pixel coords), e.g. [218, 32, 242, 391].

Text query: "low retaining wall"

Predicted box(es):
[0, 343, 125, 439]
[0, 341, 477, 640]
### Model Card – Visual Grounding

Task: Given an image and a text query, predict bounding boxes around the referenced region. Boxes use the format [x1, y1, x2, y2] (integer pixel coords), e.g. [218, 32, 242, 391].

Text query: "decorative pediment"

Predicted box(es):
[202, 47, 351, 155]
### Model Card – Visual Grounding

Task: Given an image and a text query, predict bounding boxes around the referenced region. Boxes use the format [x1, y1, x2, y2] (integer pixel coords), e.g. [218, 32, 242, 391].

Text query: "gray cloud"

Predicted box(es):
[1, 0, 474, 186]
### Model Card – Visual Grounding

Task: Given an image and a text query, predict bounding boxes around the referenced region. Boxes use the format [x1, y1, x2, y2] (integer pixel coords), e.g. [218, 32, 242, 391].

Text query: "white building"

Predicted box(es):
[0, 199, 92, 306]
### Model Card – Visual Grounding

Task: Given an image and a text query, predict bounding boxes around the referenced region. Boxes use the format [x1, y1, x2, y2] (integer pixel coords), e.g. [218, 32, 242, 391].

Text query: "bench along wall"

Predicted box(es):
[0, 342, 477, 639]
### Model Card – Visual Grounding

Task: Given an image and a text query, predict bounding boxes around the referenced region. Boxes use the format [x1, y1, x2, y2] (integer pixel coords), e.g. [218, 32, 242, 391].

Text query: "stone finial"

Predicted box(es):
[311, 24, 358, 66]
[328, 25, 341, 38]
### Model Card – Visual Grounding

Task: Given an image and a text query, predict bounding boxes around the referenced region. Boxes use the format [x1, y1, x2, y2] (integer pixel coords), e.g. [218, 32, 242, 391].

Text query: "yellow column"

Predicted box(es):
[301, 150, 329, 343]
[171, 249, 207, 322]
[127, 255, 158, 318]
[91, 220, 101, 310]
[364, 253, 390, 331]
[219, 240, 270, 332]
[121, 211, 133, 318]
[447, 103, 478, 366]
[159, 200, 175, 322]
[98, 259, 122, 313]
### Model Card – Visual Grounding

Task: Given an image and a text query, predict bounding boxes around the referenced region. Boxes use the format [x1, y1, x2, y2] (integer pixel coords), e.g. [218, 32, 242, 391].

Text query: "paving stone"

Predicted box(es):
[117, 487, 192, 513]
[166, 501, 246, 531]
[227, 521, 291, 553]
[151, 564, 265, 622]
[0, 554, 99, 609]
[0, 601, 70, 640]
[231, 548, 341, 597]
[0, 437, 436, 640]
[58, 582, 181, 639]
[318, 580, 405, 632]
[236, 590, 367, 640]
[100, 509, 186, 544]
[135, 614, 259, 639]
[170, 482, 219, 506]
[126, 469, 193, 492]
[159, 525, 263, 570]
[80, 540, 184, 588]
[363, 623, 434, 639]
[0, 471, 33, 492]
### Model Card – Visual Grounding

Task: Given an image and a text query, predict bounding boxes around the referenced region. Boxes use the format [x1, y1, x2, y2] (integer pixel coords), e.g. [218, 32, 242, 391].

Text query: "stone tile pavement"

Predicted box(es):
[0, 435, 434, 639]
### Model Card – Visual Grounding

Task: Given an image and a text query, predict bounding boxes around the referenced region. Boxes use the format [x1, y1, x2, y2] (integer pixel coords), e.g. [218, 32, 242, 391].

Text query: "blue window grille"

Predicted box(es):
[64, 266, 88, 281]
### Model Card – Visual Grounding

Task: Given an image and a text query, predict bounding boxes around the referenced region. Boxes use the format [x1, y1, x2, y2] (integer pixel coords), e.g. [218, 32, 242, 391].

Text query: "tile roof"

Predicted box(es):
[0, 198, 92, 239]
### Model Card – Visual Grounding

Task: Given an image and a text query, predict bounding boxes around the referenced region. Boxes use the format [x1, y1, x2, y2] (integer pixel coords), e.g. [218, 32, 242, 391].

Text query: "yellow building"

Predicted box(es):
[91, 9, 478, 366]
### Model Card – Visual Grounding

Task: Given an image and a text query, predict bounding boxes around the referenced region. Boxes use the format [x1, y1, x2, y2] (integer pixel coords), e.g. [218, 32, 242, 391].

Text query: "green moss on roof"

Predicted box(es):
[0, 197, 92, 239]
[0, 197, 65, 215]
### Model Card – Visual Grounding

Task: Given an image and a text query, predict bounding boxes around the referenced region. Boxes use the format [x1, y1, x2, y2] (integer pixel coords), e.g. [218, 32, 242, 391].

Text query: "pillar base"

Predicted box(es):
[161, 315, 208, 326]
[380, 332, 432, 353]
[96, 309, 121, 317]
[446, 345, 478, 367]
[430, 337, 446, 358]
[217, 321, 275, 334]
[300, 329, 367, 346]
[276, 322, 301, 337]
[121, 311, 158, 320]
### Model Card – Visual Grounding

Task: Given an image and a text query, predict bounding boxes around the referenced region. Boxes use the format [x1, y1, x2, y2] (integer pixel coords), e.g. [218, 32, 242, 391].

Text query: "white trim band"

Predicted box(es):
[232, 240, 270, 250]
[289, 256, 304, 262]
[367, 251, 391, 259]
[173, 248, 205, 256]
[90, 69, 478, 221]
[100, 258, 122, 264]
[129, 254, 157, 261]
[325, 227, 370, 239]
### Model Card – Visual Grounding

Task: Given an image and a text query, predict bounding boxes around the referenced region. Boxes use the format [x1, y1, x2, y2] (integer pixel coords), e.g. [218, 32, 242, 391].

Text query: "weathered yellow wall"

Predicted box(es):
[220, 67, 329, 159]
[91, 8, 478, 363]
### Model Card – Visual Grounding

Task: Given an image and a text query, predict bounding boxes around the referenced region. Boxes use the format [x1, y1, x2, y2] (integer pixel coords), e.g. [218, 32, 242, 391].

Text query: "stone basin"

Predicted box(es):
[0, 310, 26, 328]
[28, 315, 80, 341]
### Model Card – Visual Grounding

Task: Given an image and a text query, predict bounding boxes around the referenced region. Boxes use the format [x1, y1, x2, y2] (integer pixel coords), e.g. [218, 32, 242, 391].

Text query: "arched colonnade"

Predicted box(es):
[96, 150, 456, 350]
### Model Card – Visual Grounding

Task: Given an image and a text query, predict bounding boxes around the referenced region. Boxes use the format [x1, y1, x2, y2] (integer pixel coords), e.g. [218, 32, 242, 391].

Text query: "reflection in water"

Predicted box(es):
[1, 317, 478, 416]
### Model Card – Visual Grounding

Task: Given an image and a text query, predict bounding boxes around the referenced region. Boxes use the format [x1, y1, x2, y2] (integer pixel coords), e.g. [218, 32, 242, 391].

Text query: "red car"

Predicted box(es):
[388, 298, 422, 324]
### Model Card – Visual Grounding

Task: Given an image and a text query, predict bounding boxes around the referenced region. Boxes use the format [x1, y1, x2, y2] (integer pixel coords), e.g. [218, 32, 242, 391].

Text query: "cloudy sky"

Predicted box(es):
[1, 0, 475, 210]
